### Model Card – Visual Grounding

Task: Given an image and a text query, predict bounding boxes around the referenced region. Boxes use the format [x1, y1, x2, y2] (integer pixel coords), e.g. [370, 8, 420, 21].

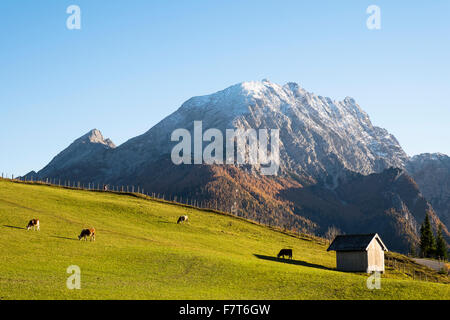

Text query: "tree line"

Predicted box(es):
[419, 213, 448, 260]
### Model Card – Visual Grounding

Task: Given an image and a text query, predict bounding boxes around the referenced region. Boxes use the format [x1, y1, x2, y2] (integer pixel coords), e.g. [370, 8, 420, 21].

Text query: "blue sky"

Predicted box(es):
[1, 0, 449, 176]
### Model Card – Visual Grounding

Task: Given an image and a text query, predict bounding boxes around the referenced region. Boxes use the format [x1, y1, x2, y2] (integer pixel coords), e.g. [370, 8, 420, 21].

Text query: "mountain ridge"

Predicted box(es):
[406, 153, 450, 229]
[103, 80, 408, 183]
[23, 80, 449, 253]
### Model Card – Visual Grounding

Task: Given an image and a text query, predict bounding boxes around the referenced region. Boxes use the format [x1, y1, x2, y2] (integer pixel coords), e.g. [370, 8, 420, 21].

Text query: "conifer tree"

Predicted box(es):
[420, 213, 436, 258]
[435, 224, 448, 260]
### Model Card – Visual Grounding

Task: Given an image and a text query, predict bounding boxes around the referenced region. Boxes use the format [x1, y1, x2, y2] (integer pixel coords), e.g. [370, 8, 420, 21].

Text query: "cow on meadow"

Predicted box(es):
[177, 215, 188, 224]
[78, 228, 96, 241]
[26, 219, 40, 231]
[277, 249, 293, 259]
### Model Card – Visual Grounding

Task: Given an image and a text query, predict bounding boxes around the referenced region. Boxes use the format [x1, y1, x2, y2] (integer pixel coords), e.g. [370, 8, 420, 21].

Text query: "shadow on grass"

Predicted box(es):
[157, 220, 174, 224]
[51, 235, 78, 241]
[254, 254, 334, 271]
[3, 225, 25, 230]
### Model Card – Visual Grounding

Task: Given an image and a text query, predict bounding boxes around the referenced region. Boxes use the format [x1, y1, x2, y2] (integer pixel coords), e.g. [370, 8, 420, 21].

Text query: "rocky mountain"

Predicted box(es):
[301, 167, 446, 253]
[26, 129, 116, 181]
[118, 159, 448, 253]
[28, 80, 409, 183]
[406, 153, 450, 229]
[24, 80, 448, 253]
[104, 80, 408, 185]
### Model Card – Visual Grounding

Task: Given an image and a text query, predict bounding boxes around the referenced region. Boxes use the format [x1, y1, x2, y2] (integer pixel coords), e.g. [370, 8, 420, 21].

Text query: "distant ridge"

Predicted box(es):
[406, 153, 450, 229]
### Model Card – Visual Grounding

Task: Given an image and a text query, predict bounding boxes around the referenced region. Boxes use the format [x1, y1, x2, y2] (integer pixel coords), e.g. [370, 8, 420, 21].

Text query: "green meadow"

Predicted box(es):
[0, 179, 448, 300]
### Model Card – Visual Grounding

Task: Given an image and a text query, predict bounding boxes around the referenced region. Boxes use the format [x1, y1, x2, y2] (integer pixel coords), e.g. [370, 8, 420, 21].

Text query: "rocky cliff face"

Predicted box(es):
[28, 80, 409, 184]
[106, 80, 408, 185]
[119, 159, 449, 253]
[406, 153, 450, 229]
[26, 129, 116, 181]
[24, 80, 448, 253]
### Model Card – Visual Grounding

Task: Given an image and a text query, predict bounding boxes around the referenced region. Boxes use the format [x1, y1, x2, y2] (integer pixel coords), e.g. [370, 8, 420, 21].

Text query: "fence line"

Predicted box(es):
[385, 256, 447, 283]
[7, 173, 445, 284]
[0, 173, 313, 241]
[7, 172, 446, 281]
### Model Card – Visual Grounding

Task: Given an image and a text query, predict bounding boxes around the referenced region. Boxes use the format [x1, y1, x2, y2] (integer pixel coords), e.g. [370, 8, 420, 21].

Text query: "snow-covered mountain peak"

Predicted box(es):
[139, 80, 408, 180]
[178, 80, 368, 121]
[33, 80, 409, 186]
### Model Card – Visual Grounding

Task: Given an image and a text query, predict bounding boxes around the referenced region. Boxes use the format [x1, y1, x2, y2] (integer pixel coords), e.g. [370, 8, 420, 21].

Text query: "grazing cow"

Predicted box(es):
[177, 215, 188, 224]
[26, 219, 40, 231]
[277, 249, 293, 259]
[78, 228, 96, 241]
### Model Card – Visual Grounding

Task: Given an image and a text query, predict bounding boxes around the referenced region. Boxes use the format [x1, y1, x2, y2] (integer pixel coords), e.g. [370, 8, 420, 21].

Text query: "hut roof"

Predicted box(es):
[327, 233, 388, 252]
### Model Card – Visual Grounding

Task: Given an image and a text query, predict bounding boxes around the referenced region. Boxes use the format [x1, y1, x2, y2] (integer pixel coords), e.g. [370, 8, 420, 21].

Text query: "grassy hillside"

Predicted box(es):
[0, 179, 448, 300]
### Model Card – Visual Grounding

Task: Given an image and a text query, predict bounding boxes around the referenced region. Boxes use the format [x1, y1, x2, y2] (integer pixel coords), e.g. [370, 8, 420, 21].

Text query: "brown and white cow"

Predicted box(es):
[177, 215, 188, 224]
[78, 228, 95, 241]
[26, 219, 40, 231]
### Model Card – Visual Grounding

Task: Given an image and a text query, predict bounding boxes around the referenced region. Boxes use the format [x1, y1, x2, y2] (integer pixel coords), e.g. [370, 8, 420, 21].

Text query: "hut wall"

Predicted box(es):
[336, 251, 368, 272]
[366, 239, 385, 273]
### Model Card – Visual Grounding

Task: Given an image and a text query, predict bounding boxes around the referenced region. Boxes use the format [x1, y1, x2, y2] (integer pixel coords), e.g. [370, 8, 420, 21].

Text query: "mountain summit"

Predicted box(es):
[106, 80, 408, 185]
[79, 129, 116, 148]
[25, 81, 448, 252]
[31, 129, 116, 180]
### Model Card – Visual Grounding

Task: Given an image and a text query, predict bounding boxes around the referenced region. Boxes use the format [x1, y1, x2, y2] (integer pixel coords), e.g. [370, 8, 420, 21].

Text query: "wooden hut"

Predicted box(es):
[327, 233, 388, 273]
